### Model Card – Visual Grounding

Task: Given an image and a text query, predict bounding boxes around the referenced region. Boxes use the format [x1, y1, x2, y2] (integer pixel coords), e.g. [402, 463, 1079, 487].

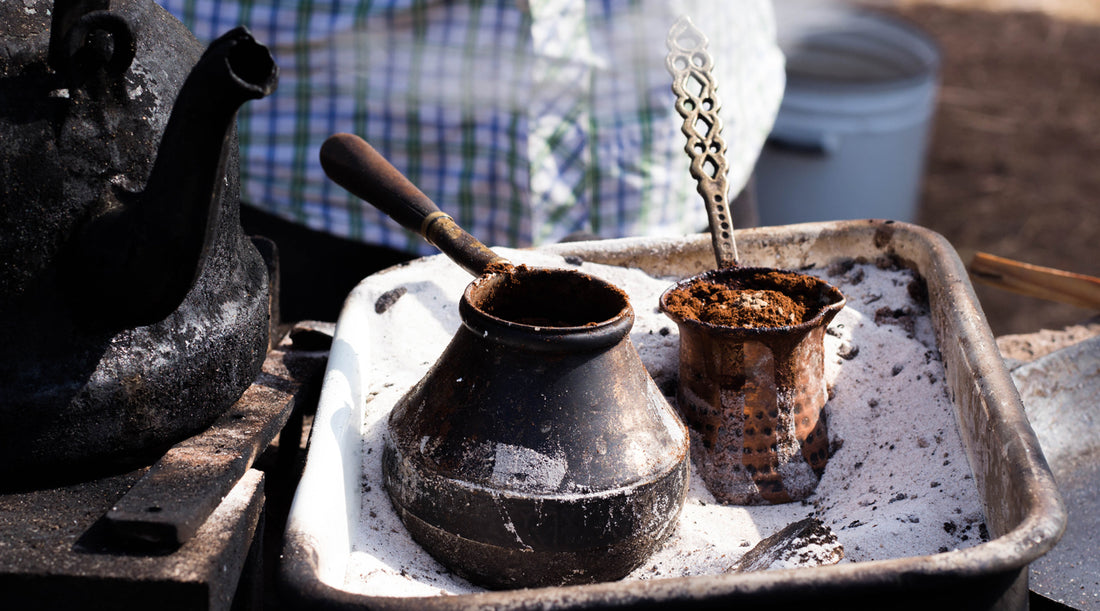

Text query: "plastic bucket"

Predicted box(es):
[755, 7, 940, 225]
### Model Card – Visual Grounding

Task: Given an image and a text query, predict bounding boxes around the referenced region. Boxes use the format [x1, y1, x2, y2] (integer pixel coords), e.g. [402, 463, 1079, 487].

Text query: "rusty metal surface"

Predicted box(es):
[659, 267, 845, 505]
[281, 220, 1065, 610]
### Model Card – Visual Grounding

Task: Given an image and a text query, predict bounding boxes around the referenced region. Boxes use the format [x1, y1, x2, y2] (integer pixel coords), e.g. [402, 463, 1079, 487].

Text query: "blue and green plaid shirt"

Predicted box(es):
[159, 0, 783, 255]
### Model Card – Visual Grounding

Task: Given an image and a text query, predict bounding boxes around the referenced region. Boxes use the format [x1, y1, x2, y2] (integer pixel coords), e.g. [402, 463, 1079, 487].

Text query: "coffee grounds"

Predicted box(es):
[483, 261, 518, 275]
[664, 272, 819, 328]
[476, 264, 628, 327]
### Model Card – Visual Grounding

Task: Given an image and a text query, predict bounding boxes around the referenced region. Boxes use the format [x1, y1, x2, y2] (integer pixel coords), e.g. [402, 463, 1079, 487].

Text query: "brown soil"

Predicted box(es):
[663, 271, 819, 328]
[868, 3, 1100, 336]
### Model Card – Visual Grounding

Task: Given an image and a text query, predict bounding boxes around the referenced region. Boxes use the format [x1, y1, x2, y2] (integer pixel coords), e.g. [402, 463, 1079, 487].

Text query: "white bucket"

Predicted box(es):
[755, 6, 940, 225]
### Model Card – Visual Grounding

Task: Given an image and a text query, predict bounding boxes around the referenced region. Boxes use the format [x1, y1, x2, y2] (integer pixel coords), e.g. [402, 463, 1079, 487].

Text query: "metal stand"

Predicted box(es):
[0, 326, 327, 610]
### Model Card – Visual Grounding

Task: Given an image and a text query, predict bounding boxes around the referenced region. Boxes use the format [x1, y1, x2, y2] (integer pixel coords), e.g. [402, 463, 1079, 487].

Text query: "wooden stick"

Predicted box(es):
[969, 251, 1100, 310]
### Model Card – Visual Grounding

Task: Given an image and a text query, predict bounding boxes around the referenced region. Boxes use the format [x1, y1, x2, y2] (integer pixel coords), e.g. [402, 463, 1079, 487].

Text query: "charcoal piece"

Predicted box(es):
[732, 517, 844, 573]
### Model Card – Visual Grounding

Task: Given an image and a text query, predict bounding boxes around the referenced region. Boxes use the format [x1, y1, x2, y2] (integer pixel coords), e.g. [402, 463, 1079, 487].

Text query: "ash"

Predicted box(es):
[344, 249, 986, 596]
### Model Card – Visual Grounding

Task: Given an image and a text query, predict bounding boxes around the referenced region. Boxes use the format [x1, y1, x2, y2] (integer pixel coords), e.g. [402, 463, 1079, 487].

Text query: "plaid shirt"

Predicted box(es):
[159, 0, 783, 255]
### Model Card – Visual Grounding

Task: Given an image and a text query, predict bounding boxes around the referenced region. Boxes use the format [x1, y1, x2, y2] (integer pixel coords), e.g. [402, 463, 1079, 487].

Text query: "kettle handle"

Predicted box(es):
[50, 8, 136, 78]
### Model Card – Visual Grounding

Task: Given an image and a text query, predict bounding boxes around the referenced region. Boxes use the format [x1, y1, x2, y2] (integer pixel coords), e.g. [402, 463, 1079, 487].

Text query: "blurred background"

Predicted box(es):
[769, 0, 1099, 337]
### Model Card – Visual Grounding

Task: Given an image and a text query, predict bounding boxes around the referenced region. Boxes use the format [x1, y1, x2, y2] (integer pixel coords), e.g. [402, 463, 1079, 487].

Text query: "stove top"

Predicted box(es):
[0, 323, 328, 610]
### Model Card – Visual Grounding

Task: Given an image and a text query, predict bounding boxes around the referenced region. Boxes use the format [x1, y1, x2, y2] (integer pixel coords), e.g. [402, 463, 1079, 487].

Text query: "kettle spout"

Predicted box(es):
[68, 26, 278, 328]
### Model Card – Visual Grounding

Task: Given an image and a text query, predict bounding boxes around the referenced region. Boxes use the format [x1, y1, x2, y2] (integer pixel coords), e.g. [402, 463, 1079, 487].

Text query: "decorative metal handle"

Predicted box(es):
[666, 16, 738, 268]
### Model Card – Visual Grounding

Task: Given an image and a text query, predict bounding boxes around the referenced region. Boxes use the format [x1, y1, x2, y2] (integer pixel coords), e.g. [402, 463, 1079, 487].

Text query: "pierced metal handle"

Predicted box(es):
[667, 16, 738, 268]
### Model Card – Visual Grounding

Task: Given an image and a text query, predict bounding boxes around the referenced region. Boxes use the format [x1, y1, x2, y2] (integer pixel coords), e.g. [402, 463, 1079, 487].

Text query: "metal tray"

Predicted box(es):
[280, 220, 1064, 610]
[1010, 334, 1100, 610]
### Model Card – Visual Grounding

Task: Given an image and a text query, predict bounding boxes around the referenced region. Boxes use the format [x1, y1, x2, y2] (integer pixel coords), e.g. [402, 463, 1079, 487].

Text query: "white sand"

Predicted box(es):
[342, 249, 986, 596]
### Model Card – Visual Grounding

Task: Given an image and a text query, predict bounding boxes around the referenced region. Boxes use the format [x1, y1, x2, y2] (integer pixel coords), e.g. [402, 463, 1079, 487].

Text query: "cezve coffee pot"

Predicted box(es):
[321, 133, 689, 589]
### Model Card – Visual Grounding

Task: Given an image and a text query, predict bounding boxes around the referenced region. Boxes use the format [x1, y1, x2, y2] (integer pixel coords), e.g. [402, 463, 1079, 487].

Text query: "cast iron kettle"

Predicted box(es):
[321, 134, 690, 589]
[0, 0, 278, 486]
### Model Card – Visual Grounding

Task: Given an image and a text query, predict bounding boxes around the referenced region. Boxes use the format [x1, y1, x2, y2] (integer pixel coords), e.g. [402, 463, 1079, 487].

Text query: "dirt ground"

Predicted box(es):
[861, 2, 1100, 336]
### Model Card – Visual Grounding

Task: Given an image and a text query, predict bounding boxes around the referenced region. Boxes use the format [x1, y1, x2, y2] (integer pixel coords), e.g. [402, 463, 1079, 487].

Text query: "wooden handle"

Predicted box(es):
[319, 133, 505, 276]
[969, 251, 1100, 310]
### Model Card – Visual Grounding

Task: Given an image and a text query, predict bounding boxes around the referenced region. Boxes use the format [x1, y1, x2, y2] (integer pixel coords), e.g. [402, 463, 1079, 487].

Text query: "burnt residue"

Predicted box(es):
[907, 276, 929, 304]
[875, 306, 919, 335]
[838, 342, 860, 360]
[873, 220, 897, 250]
[831, 254, 925, 293]
[64, 26, 277, 330]
[374, 287, 407, 314]
[826, 258, 856, 277]
[0, 3, 275, 484]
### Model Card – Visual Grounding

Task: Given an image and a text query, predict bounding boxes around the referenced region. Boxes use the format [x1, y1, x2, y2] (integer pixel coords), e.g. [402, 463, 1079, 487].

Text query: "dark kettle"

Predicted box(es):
[0, 0, 278, 485]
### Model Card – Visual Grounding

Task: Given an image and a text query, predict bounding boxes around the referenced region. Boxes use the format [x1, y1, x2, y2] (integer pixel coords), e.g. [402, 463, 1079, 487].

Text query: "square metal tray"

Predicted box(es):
[280, 220, 1064, 610]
